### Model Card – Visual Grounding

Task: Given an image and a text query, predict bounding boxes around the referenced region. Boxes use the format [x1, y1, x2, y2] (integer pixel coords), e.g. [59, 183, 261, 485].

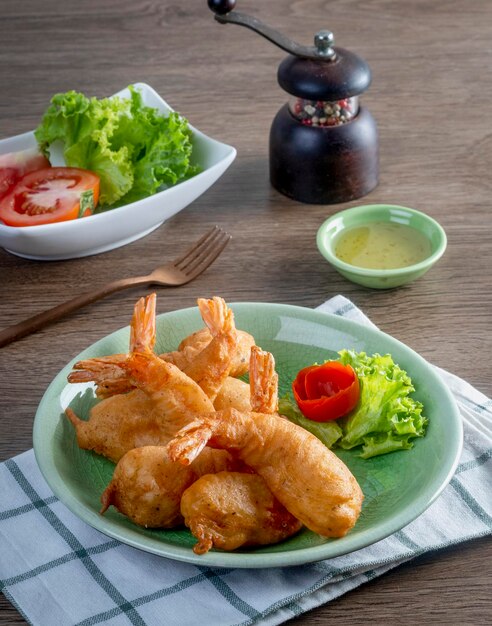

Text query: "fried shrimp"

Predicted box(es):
[180, 472, 302, 554]
[98, 346, 300, 549]
[168, 409, 363, 538]
[71, 296, 242, 402]
[68, 293, 157, 399]
[95, 309, 243, 526]
[181, 297, 238, 401]
[66, 294, 363, 552]
[66, 351, 214, 462]
[160, 327, 255, 378]
[66, 392, 158, 462]
[179, 347, 302, 554]
[100, 445, 235, 528]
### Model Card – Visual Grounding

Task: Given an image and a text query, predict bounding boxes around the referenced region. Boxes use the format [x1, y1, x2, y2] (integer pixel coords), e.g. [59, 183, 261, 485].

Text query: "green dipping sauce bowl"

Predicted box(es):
[316, 204, 447, 289]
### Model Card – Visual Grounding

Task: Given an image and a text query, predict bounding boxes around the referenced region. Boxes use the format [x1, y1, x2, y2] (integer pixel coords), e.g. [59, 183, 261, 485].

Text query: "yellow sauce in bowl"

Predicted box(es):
[334, 222, 432, 270]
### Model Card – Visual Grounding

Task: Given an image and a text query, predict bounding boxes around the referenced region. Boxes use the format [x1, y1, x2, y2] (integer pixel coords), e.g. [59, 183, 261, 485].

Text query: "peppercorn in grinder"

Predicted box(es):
[207, 0, 378, 204]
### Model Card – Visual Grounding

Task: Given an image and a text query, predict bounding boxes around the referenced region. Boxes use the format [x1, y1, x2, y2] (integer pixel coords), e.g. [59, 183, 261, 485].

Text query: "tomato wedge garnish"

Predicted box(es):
[0, 167, 100, 227]
[292, 361, 360, 422]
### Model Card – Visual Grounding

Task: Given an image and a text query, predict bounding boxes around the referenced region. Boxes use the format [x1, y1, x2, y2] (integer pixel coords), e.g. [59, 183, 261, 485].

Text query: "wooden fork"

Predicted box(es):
[0, 226, 231, 348]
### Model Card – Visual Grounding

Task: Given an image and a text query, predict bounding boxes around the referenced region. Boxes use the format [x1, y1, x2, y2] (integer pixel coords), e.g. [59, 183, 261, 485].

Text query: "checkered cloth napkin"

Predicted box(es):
[1, 296, 491, 626]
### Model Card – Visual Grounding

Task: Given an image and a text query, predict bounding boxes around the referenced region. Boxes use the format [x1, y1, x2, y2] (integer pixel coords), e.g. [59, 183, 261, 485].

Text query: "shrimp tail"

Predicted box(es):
[167, 419, 214, 466]
[68, 355, 128, 383]
[197, 297, 235, 338]
[249, 346, 279, 414]
[100, 481, 116, 515]
[67, 294, 156, 397]
[67, 355, 130, 398]
[185, 298, 238, 401]
[69, 351, 160, 390]
[130, 293, 156, 354]
[191, 523, 214, 555]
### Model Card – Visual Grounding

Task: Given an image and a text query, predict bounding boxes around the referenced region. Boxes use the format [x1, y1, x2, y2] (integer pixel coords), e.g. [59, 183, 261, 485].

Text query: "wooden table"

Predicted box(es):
[1, 0, 491, 623]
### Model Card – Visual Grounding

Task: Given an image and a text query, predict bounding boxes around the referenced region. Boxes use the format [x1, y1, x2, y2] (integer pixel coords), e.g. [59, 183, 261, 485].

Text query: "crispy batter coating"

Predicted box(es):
[168, 409, 363, 538]
[161, 328, 255, 378]
[66, 352, 214, 462]
[213, 377, 251, 412]
[181, 472, 302, 554]
[101, 446, 235, 528]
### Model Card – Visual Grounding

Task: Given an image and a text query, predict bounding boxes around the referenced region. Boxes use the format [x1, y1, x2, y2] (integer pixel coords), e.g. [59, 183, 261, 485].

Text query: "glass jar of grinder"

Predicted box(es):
[208, 0, 378, 204]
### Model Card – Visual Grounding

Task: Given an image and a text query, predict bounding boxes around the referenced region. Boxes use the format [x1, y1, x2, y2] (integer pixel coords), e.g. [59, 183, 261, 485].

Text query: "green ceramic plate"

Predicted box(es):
[33, 303, 462, 568]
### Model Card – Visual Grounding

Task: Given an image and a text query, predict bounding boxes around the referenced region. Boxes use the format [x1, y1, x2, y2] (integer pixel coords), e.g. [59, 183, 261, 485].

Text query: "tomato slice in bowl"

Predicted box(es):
[0, 147, 51, 200]
[0, 167, 100, 227]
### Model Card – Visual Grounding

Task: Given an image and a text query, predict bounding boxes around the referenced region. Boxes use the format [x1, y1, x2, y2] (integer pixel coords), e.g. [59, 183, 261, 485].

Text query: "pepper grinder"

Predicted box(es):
[207, 0, 378, 204]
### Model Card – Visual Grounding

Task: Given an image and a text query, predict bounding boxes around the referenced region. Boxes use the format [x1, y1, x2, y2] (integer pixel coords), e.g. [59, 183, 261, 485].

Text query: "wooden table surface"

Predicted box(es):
[1, 0, 491, 623]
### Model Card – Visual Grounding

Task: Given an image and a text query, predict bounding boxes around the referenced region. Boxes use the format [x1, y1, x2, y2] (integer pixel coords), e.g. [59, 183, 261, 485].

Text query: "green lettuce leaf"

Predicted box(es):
[34, 86, 199, 207]
[336, 349, 428, 456]
[280, 350, 428, 459]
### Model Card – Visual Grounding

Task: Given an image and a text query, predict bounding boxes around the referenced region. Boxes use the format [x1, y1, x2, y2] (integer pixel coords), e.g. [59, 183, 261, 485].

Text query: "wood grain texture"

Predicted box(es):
[1, 0, 491, 623]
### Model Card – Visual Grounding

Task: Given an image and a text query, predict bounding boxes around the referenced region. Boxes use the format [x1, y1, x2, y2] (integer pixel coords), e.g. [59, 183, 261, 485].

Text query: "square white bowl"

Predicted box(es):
[0, 83, 236, 260]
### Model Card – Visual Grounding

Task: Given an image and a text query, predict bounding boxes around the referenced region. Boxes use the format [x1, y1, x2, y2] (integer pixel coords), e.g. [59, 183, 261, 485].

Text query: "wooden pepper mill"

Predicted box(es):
[208, 0, 378, 204]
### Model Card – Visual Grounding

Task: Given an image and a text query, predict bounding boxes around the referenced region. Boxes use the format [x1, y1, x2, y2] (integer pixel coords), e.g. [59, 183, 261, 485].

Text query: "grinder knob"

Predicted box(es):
[208, 0, 236, 15]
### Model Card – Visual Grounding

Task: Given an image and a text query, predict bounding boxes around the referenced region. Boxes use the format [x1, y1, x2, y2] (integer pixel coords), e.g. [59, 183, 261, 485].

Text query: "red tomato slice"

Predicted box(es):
[0, 167, 100, 227]
[304, 361, 356, 399]
[0, 148, 50, 200]
[291, 365, 317, 401]
[292, 361, 360, 422]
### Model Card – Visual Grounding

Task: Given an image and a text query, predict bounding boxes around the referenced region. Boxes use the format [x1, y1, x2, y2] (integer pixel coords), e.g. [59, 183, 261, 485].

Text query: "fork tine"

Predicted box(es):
[172, 226, 222, 267]
[177, 228, 231, 277]
[185, 232, 231, 277]
[178, 229, 231, 277]
[175, 227, 231, 275]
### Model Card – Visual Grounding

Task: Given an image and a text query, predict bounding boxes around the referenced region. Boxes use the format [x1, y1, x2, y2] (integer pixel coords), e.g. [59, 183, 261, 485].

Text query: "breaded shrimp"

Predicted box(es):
[180, 472, 302, 554]
[98, 346, 293, 545]
[100, 446, 235, 528]
[66, 351, 214, 462]
[66, 391, 163, 462]
[181, 297, 238, 401]
[68, 293, 157, 399]
[71, 296, 241, 402]
[179, 348, 302, 554]
[160, 327, 255, 378]
[168, 409, 364, 538]
[95, 312, 244, 525]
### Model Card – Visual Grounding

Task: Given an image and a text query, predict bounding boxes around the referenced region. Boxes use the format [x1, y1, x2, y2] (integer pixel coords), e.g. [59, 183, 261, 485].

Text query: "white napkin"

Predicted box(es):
[1, 296, 491, 626]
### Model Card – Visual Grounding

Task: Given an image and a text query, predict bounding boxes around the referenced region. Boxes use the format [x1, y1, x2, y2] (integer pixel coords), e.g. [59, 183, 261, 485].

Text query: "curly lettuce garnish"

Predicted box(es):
[282, 350, 428, 459]
[34, 86, 200, 208]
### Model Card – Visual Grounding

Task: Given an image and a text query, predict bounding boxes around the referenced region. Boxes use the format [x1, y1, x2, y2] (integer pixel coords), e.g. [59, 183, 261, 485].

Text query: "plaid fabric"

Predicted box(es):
[1, 295, 491, 626]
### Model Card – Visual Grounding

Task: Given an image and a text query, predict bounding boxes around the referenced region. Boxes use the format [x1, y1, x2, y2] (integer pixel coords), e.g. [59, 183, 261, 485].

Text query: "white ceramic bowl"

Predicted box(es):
[0, 83, 236, 260]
